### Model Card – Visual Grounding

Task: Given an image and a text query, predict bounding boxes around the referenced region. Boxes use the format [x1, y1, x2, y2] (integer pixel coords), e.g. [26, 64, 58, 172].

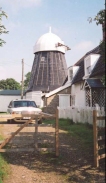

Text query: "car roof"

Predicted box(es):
[12, 99, 35, 102]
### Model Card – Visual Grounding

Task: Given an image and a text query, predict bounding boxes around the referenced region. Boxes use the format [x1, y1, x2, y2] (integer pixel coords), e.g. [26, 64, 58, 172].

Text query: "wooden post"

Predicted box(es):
[34, 119, 38, 151]
[21, 58, 24, 99]
[93, 110, 99, 167]
[55, 108, 59, 157]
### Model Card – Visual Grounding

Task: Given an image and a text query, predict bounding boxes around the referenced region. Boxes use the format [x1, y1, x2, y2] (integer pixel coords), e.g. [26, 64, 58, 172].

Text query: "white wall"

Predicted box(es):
[0, 95, 21, 112]
[25, 91, 43, 107]
[71, 82, 85, 107]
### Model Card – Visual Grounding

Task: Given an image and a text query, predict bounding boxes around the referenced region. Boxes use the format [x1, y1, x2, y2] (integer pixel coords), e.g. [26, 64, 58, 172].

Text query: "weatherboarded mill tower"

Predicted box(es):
[26, 28, 70, 107]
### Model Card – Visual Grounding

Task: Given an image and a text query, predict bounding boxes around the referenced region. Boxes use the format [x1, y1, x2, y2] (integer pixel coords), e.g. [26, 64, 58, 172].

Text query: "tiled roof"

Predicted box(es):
[62, 76, 68, 86]
[72, 44, 105, 84]
[74, 45, 100, 66]
[0, 90, 25, 95]
[72, 60, 84, 84]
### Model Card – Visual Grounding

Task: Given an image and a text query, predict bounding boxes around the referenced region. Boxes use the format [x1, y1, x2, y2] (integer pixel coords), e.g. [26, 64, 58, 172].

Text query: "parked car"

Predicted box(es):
[7, 99, 42, 123]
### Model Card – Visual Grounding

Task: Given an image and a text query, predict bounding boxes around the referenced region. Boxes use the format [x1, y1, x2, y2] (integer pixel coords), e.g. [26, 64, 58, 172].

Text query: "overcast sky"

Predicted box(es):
[0, 0, 105, 82]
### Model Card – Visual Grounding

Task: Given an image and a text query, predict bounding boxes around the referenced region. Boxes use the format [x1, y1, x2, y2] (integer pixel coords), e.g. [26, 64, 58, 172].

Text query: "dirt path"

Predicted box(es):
[0, 122, 105, 183]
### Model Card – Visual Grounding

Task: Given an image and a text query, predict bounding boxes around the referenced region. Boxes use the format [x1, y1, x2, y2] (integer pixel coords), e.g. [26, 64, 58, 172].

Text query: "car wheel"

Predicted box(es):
[7, 119, 11, 123]
[7, 119, 14, 123]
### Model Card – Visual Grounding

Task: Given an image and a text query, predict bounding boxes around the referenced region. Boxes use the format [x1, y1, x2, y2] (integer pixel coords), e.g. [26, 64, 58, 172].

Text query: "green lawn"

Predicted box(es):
[43, 118, 93, 148]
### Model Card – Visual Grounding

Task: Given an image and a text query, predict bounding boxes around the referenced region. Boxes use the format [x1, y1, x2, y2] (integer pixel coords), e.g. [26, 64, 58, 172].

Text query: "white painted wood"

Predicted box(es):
[71, 82, 86, 108]
[58, 106, 105, 127]
[59, 94, 70, 107]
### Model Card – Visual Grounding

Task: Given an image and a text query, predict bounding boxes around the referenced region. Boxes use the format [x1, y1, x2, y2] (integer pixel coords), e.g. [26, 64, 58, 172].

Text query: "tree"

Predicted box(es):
[24, 72, 31, 88]
[93, 9, 105, 25]
[0, 8, 9, 46]
[88, 9, 105, 25]
[88, 9, 105, 85]
[0, 78, 21, 90]
[94, 9, 105, 86]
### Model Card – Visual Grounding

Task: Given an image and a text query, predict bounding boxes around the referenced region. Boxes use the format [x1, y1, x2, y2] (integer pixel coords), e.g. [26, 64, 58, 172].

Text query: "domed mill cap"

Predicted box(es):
[33, 27, 66, 54]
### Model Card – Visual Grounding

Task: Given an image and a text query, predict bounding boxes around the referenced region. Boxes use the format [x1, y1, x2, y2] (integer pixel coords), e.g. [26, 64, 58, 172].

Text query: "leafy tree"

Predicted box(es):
[94, 9, 105, 25]
[0, 78, 21, 90]
[0, 8, 9, 46]
[88, 9, 105, 85]
[24, 72, 31, 88]
[88, 9, 105, 25]
[94, 9, 105, 86]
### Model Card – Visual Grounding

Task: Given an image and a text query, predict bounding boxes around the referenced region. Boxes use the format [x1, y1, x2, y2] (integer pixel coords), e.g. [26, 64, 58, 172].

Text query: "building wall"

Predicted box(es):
[47, 87, 70, 105]
[0, 95, 22, 112]
[25, 91, 43, 107]
[42, 87, 71, 114]
[71, 81, 86, 107]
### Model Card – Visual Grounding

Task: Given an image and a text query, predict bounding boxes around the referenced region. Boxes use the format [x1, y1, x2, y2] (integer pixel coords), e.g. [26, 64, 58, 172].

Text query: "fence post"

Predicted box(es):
[93, 110, 99, 167]
[55, 108, 59, 157]
[34, 118, 38, 151]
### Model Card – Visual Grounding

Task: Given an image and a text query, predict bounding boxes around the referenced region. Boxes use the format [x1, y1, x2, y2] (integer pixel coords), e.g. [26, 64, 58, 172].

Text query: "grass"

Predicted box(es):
[0, 136, 9, 183]
[0, 112, 7, 115]
[43, 118, 93, 148]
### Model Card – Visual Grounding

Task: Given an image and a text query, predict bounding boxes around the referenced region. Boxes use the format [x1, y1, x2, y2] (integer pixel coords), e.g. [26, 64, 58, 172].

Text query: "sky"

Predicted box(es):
[0, 0, 105, 83]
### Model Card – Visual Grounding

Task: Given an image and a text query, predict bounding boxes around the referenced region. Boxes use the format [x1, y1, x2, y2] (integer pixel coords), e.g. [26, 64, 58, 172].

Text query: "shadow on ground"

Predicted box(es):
[3, 128, 105, 183]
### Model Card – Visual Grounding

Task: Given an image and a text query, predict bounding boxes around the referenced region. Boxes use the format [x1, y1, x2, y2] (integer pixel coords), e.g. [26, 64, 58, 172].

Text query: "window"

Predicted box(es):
[86, 58, 91, 75]
[8, 101, 12, 108]
[69, 70, 73, 81]
[41, 57, 45, 62]
[13, 101, 37, 108]
[71, 95, 75, 106]
[87, 66, 91, 74]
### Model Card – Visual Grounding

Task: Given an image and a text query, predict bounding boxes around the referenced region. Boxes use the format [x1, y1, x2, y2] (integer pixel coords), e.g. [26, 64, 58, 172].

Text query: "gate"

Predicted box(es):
[93, 110, 105, 167]
[0, 109, 59, 156]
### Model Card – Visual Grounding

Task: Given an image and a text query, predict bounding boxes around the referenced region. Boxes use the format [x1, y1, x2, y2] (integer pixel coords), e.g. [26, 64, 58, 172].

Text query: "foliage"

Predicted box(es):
[24, 72, 31, 88]
[88, 9, 105, 86]
[0, 8, 9, 47]
[88, 9, 105, 25]
[0, 135, 9, 183]
[94, 9, 105, 25]
[0, 78, 21, 90]
[44, 119, 93, 148]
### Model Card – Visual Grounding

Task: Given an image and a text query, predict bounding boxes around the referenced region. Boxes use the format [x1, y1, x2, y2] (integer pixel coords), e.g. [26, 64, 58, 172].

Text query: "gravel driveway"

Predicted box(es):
[0, 122, 105, 183]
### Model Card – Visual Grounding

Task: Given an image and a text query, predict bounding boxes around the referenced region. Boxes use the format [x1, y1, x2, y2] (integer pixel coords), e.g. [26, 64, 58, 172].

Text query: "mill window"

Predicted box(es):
[41, 57, 45, 62]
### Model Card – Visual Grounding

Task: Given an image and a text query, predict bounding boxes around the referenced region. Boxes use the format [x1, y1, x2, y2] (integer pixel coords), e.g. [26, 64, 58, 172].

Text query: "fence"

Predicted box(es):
[0, 110, 59, 156]
[58, 106, 105, 127]
[93, 110, 105, 167]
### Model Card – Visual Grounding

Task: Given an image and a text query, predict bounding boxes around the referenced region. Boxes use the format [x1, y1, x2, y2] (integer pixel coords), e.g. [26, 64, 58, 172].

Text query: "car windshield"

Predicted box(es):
[13, 101, 37, 108]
